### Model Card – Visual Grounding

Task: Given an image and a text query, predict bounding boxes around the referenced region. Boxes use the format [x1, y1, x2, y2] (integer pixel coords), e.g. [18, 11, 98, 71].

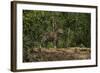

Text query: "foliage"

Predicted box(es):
[23, 10, 91, 49]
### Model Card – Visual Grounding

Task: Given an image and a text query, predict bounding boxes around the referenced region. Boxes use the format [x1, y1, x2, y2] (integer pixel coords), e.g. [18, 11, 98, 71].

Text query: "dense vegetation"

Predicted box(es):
[23, 10, 91, 62]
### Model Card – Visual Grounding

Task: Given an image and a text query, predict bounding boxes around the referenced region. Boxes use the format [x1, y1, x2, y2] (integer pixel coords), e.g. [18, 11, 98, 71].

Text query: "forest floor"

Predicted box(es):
[24, 47, 91, 62]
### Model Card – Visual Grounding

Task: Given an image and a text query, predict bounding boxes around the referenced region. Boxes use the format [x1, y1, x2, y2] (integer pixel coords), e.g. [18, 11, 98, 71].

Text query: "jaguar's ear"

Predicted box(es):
[54, 26, 58, 30]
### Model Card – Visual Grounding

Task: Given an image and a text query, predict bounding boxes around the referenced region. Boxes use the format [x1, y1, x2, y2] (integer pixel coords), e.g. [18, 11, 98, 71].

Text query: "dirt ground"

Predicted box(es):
[23, 47, 91, 62]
